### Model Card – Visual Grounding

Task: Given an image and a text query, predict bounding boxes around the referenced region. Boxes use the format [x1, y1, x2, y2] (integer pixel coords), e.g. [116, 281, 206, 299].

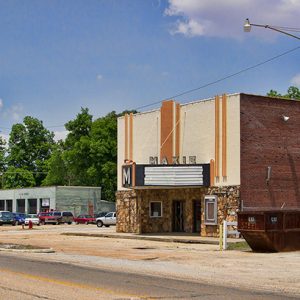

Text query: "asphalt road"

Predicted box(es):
[0, 253, 296, 300]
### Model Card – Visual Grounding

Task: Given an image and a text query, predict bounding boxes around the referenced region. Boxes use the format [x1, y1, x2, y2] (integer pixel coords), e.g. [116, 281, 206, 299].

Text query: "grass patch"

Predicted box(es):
[0, 243, 45, 250]
[227, 241, 251, 251]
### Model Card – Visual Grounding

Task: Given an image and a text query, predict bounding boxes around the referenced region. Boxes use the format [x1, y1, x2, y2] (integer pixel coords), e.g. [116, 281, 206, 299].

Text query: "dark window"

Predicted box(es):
[150, 202, 162, 217]
[6, 200, 12, 212]
[62, 212, 73, 217]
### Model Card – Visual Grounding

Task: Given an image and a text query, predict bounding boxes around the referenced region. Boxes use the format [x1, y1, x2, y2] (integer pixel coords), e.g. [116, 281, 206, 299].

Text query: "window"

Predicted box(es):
[62, 212, 73, 217]
[150, 202, 162, 218]
[204, 195, 218, 225]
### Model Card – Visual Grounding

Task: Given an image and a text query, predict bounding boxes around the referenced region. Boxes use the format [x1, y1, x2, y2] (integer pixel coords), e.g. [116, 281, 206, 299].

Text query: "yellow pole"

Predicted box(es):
[219, 224, 223, 251]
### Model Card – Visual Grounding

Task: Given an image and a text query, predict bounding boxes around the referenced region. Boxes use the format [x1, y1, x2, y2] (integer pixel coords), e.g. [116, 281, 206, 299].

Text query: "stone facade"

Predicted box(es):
[116, 186, 240, 236]
[203, 186, 240, 237]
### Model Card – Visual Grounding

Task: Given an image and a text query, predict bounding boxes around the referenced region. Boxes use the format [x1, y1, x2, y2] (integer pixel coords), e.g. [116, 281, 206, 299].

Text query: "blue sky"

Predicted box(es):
[0, 0, 300, 140]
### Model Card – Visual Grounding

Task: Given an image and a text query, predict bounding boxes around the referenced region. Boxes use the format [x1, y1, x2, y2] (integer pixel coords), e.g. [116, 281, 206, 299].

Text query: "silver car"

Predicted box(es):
[96, 212, 116, 227]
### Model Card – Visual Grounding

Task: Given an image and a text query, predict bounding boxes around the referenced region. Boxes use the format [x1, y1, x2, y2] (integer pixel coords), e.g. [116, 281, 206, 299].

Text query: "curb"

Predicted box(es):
[61, 232, 220, 245]
[0, 247, 55, 253]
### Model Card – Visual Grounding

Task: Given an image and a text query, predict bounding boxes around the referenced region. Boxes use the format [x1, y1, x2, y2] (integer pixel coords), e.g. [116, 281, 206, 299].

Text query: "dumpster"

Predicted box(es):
[238, 210, 300, 252]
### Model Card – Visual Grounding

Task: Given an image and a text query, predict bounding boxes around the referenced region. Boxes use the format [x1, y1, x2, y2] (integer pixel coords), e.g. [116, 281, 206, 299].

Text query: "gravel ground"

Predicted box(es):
[0, 224, 299, 298]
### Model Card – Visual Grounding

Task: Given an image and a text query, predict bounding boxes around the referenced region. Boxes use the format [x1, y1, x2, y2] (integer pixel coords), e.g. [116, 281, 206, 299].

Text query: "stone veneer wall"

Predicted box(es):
[116, 186, 240, 237]
[202, 186, 240, 237]
[116, 189, 140, 233]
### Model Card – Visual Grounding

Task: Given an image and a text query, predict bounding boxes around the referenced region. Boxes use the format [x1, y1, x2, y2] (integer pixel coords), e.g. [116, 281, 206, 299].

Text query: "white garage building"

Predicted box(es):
[0, 186, 115, 216]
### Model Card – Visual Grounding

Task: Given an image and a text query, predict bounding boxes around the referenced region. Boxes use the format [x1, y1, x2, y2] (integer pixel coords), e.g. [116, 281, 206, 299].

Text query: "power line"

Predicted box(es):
[1, 45, 300, 129]
[135, 45, 300, 111]
[271, 26, 300, 33]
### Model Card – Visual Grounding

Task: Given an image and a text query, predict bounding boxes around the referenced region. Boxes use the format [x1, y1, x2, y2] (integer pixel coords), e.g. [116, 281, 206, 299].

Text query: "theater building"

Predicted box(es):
[116, 93, 300, 236]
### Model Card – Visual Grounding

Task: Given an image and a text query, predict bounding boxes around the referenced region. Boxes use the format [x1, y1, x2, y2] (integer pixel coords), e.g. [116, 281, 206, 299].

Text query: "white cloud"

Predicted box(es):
[0, 99, 3, 110]
[165, 0, 300, 39]
[97, 74, 103, 80]
[10, 104, 23, 121]
[2, 104, 23, 122]
[53, 130, 68, 142]
[291, 74, 300, 86]
[171, 19, 205, 37]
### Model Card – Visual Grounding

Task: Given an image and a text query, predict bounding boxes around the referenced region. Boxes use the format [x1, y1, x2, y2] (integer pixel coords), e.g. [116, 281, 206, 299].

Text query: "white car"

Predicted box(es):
[96, 212, 116, 227]
[25, 214, 40, 226]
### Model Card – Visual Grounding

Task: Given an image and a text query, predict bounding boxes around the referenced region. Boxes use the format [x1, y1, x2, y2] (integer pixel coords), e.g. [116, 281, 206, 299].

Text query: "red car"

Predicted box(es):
[74, 214, 95, 224]
[38, 212, 59, 225]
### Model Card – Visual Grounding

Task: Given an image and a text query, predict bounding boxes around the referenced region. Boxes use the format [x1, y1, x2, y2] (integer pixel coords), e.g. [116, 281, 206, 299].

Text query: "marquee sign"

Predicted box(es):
[122, 164, 210, 188]
[122, 164, 132, 188]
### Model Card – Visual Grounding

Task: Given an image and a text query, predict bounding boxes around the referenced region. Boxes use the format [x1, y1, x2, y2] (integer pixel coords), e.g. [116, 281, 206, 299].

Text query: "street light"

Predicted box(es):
[244, 18, 300, 40]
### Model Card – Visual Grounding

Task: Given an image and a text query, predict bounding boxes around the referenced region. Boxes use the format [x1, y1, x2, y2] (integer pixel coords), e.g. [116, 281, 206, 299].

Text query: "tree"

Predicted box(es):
[267, 86, 300, 100]
[88, 110, 136, 201]
[89, 111, 118, 200]
[7, 116, 55, 186]
[63, 108, 93, 186]
[3, 166, 35, 189]
[267, 89, 282, 98]
[64, 107, 92, 147]
[0, 137, 7, 188]
[45, 108, 137, 201]
[42, 149, 68, 186]
[286, 86, 300, 99]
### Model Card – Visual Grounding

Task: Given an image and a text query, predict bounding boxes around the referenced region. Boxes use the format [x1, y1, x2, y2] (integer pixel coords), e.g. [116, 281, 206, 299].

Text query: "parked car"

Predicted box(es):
[0, 211, 16, 226]
[13, 212, 27, 225]
[74, 214, 95, 224]
[38, 212, 59, 225]
[51, 211, 74, 224]
[25, 214, 40, 226]
[96, 212, 116, 227]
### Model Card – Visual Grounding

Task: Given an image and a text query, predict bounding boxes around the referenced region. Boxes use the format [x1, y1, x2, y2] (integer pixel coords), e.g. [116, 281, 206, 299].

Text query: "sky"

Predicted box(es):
[0, 0, 300, 141]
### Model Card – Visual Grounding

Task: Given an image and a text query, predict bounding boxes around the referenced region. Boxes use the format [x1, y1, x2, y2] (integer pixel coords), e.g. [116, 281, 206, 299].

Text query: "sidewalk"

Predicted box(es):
[62, 230, 243, 245]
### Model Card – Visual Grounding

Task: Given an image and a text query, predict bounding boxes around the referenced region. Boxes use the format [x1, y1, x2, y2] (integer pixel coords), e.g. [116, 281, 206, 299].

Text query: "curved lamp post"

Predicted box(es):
[244, 18, 300, 40]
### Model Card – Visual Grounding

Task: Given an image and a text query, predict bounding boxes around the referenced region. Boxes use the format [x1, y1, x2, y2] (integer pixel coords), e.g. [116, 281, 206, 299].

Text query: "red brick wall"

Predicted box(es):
[240, 94, 300, 210]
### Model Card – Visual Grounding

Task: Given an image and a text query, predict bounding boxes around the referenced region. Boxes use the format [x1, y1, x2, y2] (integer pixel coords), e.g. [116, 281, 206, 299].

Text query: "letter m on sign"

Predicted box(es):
[122, 165, 132, 187]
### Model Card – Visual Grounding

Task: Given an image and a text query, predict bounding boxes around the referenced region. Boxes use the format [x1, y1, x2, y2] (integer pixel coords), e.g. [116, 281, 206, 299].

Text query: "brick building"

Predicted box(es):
[116, 93, 300, 236]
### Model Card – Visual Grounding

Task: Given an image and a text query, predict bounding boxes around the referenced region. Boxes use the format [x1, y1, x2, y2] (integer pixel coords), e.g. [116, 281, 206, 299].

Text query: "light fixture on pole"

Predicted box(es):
[244, 18, 300, 40]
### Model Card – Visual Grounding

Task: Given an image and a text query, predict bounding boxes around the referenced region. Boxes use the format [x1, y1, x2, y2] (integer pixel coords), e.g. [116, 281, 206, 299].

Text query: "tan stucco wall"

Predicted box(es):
[117, 117, 125, 191]
[117, 94, 241, 190]
[226, 94, 240, 186]
[180, 94, 240, 186]
[118, 110, 161, 190]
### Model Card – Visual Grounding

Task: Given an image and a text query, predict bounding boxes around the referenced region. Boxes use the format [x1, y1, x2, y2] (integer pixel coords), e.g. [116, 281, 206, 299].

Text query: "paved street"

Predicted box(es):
[0, 224, 299, 299]
[0, 253, 296, 300]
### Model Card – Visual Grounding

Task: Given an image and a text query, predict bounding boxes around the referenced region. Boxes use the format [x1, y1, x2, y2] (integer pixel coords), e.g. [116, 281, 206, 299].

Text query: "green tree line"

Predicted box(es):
[267, 86, 300, 100]
[0, 109, 135, 201]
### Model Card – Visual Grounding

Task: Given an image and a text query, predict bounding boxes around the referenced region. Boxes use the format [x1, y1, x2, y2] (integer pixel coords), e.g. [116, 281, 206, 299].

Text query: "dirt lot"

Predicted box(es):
[0, 224, 299, 297]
